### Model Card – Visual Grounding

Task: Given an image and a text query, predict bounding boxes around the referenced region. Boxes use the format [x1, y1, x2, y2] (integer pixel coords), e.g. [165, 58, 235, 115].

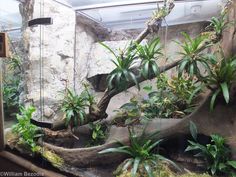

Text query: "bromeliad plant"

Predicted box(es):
[12, 106, 42, 152]
[99, 128, 179, 177]
[100, 42, 139, 90]
[204, 56, 236, 110]
[80, 83, 96, 106]
[101, 38, 162, 90]
[62, 89, 88, 128]
[61, 85, 96, 128]
[136, 37, 162, 78]
[185, 122, 236, 176]
[207, 7, 231, 41]
[176, 32, 214, 78]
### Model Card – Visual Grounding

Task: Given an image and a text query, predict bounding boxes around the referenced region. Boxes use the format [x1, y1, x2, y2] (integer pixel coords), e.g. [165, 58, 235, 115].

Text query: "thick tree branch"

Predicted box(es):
[94, 59, 182, 118]
[134, 0, 175, 44]
[50, 59, 181, 130]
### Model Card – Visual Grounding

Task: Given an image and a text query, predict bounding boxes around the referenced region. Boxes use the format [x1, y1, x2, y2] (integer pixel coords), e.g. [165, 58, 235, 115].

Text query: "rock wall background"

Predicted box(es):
[20, 0, 75, 121]
[19, 0, 207, 121]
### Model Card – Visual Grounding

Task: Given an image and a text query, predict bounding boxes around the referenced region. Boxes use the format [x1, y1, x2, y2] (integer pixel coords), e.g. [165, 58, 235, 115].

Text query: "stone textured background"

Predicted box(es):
[20, 0, 75, 121]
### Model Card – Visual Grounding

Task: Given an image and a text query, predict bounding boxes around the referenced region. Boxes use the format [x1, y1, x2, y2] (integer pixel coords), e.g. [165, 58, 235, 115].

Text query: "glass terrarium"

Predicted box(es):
[1, 0, 236, 177]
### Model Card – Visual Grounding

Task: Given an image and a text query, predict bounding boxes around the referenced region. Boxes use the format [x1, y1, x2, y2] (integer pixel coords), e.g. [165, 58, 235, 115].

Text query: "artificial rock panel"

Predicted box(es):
[20, 0, 75, 121]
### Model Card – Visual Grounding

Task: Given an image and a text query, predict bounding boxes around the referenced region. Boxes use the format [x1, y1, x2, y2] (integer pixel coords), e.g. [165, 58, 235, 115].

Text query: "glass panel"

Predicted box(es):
[1, 0, 45, 170]
[0, 0, 21, 30]
[78, 0, 224, 30]
[69, 0, 152, 7]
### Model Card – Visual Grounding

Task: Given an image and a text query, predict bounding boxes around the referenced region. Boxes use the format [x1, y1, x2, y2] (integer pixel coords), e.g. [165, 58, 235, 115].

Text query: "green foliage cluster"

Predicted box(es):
[142, 74, 201, 119]
[100, 38, 162, 90]
[3, 77, 20, 114]
[168, 76, 202, 106]
[136, 38, 162, 79]
[3, 55, 22, 118]
[88, 122, 106, 146]
[141, 88, 178, 119]
[112, 97, 141, 126]
[175, 15, 236, 111]
[99, 128, 180, 177]
[207, 8, 231, 39]
[186, 122, 236, 176]
[204, 56, 236, 110]
[113, 74, 201, 126]
[177, 10, 231, 80]
[101, 42, 139, 90]
[12, 106, 42, 152]
[176, 32, 214, 78]
[61, 85, 95, 128]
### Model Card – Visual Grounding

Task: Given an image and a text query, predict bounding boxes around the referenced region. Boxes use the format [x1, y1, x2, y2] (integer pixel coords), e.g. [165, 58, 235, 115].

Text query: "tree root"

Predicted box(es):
[43, 128, 79, 140]
[152, 92, 236, 158]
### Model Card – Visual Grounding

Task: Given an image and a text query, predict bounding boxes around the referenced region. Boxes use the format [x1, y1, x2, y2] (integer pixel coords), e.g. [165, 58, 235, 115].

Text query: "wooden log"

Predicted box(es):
[0, 151, 66, 177]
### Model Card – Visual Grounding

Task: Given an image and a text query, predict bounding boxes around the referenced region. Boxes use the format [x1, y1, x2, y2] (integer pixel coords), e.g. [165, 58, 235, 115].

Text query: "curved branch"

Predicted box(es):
[95, 59, 182, 118]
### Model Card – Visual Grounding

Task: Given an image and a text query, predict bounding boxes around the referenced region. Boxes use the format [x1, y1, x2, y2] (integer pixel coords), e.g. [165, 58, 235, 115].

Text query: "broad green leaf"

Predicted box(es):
[144, 162, 154, 177]
[131, 157, 140, 177]
[143, 85, 152, 92]
[98, 147, 133, 156]
[227, 161, 236, 169]
[189, 121, 198, 141]
[210, 89, 220, 111]
[220, 82, 230, 103]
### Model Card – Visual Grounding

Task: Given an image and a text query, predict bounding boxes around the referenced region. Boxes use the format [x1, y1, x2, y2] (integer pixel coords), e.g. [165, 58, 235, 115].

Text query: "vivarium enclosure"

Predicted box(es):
[1, 0, 236, 176]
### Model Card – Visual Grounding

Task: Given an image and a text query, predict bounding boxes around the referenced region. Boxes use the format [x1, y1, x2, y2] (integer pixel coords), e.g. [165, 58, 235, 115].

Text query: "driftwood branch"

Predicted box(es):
[94, 59, 181, 119]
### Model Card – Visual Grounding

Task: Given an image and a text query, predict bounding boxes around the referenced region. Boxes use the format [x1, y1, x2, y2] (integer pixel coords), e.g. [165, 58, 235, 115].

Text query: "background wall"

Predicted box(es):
[20, 0, 75, 121]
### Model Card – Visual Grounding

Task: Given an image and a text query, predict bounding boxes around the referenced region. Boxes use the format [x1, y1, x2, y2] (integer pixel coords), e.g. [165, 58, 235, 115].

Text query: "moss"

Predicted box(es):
[35, 147, 64, 168]
[42, 149, 64, 168]
[118, 171, 211, 177]
[178, 173, 211, 177]
[5, 128, 19, 145]
[116, 163, 175, 177]
[116, 162, 211, 177]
